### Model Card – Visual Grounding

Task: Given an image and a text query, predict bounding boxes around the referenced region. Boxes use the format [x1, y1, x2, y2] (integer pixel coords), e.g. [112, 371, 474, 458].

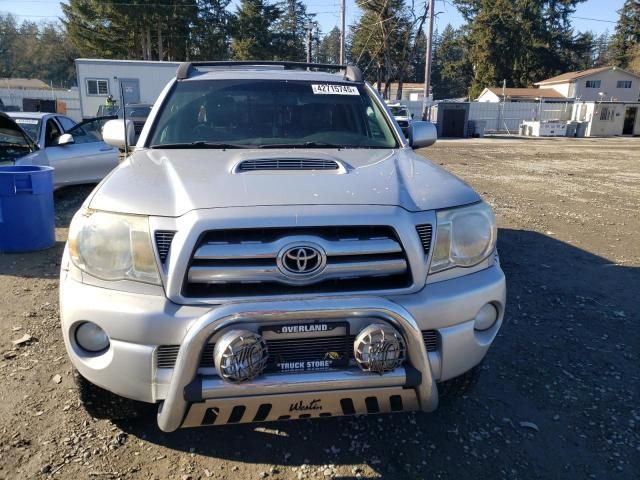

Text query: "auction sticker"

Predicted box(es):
[14, 119, 39, 125]
[312, 84, 359, 95]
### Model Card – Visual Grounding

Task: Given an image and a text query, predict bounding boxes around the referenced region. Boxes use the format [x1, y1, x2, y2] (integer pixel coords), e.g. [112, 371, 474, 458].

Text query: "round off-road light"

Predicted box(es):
[213, 330, 268, 383]
[75, 322, 110, 353]
[474, 303, 498, 331]
[353, 323, 405, 374]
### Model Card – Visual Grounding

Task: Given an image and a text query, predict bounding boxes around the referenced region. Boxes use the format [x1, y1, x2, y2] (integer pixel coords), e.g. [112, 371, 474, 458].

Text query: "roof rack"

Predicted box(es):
[175, 61, 363, 83]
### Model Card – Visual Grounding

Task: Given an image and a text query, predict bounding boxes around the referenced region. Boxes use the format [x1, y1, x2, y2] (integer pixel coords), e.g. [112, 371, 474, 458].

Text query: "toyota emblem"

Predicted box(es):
[277, 243, 326, 279]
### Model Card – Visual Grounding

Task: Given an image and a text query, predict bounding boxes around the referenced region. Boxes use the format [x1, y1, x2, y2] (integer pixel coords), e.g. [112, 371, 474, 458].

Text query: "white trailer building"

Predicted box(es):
[75, 59, 181, 119]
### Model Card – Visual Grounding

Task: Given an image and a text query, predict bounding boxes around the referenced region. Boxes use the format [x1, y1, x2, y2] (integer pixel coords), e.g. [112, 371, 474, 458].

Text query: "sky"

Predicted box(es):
[0, 0, 625, 37]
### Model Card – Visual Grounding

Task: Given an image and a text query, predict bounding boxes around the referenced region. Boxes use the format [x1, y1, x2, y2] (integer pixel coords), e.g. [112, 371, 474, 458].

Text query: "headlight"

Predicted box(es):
[429, 202, 497, 273]
[68, 209, 160, 284]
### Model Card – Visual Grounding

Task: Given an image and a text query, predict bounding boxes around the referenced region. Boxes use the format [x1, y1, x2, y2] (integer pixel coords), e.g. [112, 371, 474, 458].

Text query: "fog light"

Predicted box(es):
[75, 322, 110, 352]
[474, 303, 498, 331]
[214, 330, 268, 383]
[353, 323, 405, 374]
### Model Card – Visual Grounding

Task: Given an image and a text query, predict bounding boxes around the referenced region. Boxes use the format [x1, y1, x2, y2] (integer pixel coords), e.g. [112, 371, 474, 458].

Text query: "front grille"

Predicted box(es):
[236, 158, 340, 171]
[416, 224, 433, 256]
[154, 231, 176, 263]
[397, 120, 409, 128]
[133, 121, 145, 134]
[182, 226, 412, 298]
[155, 329, 439, 369]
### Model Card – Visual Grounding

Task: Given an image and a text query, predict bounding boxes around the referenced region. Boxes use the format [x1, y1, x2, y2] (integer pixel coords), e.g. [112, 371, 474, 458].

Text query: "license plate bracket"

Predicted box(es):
[260, 321, 351, 373]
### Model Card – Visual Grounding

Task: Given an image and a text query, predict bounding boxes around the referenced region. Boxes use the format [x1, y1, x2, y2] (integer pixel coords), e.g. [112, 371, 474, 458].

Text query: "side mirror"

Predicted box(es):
[57, 133, 75, 146]
[102, 119, 135, 149]
[408, 121, 437, 149]
[411, 113, 415, 119]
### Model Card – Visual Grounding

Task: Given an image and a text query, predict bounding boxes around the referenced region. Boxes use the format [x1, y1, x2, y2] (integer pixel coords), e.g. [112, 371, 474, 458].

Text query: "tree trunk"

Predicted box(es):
[396, 75, 405, 100]
[141, 32, 147, 60]
[146, 27, 152, 60]
[157, 23, 163, 61]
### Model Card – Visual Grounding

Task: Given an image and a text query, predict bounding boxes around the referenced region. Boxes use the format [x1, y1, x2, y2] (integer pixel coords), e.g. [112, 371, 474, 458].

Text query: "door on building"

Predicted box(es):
[622, 107, 637, 135]
[442, 109, 466, 137]
[119, 78, 140, 105]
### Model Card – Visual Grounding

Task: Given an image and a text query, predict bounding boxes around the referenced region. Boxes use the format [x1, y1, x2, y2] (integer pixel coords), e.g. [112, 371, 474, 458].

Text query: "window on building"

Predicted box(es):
[86, 79, 109, 96]
[599, 107, 615, 121]
[617, 80, 632, 89]
[585, 80, 601, 88]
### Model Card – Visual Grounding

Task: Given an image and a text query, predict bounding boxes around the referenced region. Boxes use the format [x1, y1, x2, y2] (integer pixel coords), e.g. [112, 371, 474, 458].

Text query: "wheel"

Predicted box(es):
[438, 363, 482, 400]
[73, 369, 153, 420]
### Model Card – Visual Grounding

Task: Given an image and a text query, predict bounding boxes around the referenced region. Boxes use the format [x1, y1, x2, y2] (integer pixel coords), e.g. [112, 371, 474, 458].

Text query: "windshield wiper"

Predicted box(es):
[150, 141, 252, 149]
[258, 141, 349, 149]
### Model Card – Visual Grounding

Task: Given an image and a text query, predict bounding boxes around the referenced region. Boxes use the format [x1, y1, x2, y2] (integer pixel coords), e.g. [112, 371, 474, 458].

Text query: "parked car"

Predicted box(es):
[61, 61, 505, 432]
[96, 103, 153, 141]
[7, 112, 120, 188]
[119, 103, 153, 139]
[388, 102, 413, 137]
[0, 112, 48, 166]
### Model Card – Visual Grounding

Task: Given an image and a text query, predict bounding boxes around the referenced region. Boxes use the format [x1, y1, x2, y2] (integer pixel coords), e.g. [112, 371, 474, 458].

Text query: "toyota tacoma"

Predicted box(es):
[60, 61, 506, 432]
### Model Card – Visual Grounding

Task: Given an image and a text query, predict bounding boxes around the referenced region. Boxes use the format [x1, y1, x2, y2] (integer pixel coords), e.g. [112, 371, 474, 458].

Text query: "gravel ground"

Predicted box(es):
[0, 137, 638, 480]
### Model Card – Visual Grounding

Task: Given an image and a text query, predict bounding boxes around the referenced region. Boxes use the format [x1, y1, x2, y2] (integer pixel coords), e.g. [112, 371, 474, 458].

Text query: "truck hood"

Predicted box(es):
[88, 148, 480, 217]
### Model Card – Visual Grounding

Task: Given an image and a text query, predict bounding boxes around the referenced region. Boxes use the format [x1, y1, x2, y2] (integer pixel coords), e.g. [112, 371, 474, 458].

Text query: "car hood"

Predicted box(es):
[88, 148, 480, 217]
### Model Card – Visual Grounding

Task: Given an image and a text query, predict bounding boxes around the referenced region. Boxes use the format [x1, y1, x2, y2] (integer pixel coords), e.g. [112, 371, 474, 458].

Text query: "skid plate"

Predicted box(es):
[181, 386, 419, 427]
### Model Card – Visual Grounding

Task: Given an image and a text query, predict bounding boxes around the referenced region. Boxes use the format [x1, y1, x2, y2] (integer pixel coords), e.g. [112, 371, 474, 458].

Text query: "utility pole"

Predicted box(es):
[339, 0, 346, 64]
[422, 0, 435, 120]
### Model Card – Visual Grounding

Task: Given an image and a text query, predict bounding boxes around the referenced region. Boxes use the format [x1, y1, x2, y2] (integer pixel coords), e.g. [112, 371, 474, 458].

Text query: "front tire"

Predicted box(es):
[73, 369, 152, 420]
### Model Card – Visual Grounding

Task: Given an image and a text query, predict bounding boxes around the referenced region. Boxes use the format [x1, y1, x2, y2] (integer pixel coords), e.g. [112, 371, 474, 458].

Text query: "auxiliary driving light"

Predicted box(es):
[75, 322, 110, 353]
[474, 303, 498, 331]
[353, 323, 405, 374]
[213, 330, 268, 383]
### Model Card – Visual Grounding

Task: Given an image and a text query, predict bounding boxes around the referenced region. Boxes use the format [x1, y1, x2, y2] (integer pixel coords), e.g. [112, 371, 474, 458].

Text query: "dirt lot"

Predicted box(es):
[0, 137, 638, 480]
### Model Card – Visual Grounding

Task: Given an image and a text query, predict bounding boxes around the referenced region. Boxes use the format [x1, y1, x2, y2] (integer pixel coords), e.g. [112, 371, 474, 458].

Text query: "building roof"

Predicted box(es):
[534, 66, 640, 85]
[0, 78, 51, 90]
[483, 87, 567, 100]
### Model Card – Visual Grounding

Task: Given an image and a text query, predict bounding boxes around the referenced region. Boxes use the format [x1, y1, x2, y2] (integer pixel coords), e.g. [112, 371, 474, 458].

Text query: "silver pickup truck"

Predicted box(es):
[60, 62, 506, 432]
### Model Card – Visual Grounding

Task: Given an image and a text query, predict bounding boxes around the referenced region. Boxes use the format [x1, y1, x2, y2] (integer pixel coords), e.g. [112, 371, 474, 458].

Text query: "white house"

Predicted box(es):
[476, 87, 567, 103]
[75, 59, 181, 119]
[535, 66, 640, 102]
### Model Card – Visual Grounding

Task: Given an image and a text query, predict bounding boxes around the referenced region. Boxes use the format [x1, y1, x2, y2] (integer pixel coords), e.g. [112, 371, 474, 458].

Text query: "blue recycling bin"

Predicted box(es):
[0, 165, 55, 253]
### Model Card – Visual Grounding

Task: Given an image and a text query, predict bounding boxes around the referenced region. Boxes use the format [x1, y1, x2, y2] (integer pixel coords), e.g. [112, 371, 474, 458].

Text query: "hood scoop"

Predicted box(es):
[234, 158, 346, 173]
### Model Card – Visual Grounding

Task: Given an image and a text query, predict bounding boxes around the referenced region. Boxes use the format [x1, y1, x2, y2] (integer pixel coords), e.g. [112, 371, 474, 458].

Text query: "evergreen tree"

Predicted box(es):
[272, 0, 314, 61]
[431, 25, 473, 99]
[192, 0, 232, 60]
[593, 31, 614, 67]
[318, 26, 342, 64]
[231, 0, 280, 60]
[453, 0, 588, 97]
[611, 0, 640, 70]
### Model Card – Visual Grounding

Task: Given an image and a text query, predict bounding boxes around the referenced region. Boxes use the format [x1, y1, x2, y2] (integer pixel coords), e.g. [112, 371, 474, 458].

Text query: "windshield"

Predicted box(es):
[0, 118, 35, 162]
[389, 106, 409, 117]
[149, 80, 398, 149]
[119, 106, 152, 118]
[12, 118, 40, 142]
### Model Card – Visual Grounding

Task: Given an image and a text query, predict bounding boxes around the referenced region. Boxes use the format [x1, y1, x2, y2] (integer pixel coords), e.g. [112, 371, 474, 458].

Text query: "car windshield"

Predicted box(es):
[0, 118, 34, 162]
[12, 118, 40, 142]
[119, 106, 152, 118]
[149, 80, 398, 149]
[389, 106, 409, 117]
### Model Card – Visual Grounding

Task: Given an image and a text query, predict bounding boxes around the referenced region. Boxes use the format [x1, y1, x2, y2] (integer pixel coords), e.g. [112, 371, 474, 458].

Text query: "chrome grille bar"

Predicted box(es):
[183, 226, 411, 297]
[188, 258, 407, 284]
[194, 237, 402, 260]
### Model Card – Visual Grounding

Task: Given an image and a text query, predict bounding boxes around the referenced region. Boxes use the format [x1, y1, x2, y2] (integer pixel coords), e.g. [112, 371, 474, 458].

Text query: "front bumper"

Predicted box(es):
[60, 264, 505, 431]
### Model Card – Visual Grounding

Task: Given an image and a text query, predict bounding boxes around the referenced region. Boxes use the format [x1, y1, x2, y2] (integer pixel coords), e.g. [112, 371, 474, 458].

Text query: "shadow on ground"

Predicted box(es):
[114, 228, 638, 479]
